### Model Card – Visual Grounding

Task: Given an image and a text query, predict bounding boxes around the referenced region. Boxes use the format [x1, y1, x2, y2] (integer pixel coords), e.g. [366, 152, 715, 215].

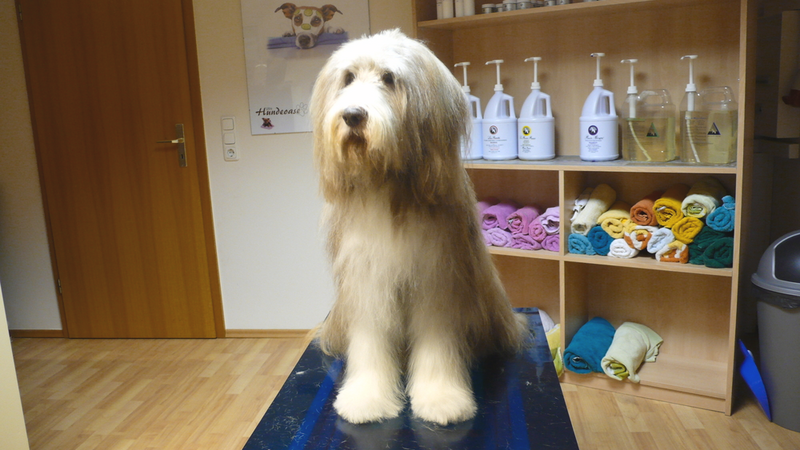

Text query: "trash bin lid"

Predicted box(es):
[751, 230, 800, 301]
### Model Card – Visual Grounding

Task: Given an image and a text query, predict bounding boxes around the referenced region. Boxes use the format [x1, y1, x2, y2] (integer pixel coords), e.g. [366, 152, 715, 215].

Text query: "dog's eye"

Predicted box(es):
[382, 72, 395, 87]
[344, 72, 355, 86]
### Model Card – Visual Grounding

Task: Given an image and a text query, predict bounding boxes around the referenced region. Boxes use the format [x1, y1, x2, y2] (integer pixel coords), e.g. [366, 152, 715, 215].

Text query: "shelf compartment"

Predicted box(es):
[417, 0, 725, 30]
[492, 255, 560, 316]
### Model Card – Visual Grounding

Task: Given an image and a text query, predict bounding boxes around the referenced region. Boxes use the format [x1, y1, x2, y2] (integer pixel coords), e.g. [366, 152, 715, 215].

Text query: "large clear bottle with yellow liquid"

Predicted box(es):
[619, 59, 676, 162]
[678, 55, 738, 165]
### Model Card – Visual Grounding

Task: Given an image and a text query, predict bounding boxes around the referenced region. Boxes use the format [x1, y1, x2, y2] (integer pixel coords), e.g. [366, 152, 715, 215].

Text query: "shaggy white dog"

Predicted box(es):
[310, 29, 527, 426]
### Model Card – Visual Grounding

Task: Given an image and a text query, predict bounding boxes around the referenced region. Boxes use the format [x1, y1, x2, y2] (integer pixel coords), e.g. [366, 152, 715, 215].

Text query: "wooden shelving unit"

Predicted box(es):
[413, 0, 757, 414]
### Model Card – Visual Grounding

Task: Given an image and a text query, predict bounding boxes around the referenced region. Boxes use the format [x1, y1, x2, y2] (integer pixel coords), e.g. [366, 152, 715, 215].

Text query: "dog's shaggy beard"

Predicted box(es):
[309, 30, 527, 427]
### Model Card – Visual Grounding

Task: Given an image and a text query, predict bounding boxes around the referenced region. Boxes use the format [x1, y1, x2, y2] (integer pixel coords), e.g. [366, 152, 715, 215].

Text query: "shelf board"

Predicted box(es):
[561, 354, 728, 409]
[563, 253, 733, 277]
[488, 246, 561, 260]
[464, 156, 737, 174]
[417, 0, 721, 31]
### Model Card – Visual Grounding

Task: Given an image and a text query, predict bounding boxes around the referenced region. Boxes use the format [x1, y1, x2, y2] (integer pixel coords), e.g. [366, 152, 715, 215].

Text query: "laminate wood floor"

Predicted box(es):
[11, 337, 800, 450]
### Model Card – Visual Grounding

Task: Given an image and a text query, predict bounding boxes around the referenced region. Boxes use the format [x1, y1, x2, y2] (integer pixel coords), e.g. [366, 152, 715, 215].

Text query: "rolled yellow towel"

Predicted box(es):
[654, 184, 690, 228]
[682, 177, 727, 219]
[570, 184, 617, 236]
[597, 201, 633, 239]
[672, 216, 704, 244]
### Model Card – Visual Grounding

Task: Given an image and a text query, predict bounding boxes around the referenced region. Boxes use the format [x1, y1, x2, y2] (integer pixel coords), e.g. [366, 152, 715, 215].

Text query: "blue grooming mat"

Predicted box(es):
[242, 308, 578, 450]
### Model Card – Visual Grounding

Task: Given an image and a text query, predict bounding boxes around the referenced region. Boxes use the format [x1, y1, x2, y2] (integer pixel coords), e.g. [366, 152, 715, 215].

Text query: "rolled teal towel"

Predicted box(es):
[587, 225, 613, 256]
[706, 195, 735, 232]
[688, 227, 725, 265]
[568, 233, 596, 255]
[564, 317, 616, 374]
[703, 237, 734, 268]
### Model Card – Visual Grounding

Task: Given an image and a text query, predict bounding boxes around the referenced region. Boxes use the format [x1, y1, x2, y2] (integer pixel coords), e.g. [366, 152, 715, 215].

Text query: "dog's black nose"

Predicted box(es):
[342, 107, 367, 128]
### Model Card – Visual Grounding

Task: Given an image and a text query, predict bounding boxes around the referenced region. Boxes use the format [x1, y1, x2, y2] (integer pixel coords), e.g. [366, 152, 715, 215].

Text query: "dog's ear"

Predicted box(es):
[274, 3, 297, 18]
[319, 5, 343, 21]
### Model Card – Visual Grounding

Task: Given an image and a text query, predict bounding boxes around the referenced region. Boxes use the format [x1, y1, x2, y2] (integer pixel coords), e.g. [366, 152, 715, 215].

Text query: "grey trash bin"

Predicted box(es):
[751, 230, 800, 432]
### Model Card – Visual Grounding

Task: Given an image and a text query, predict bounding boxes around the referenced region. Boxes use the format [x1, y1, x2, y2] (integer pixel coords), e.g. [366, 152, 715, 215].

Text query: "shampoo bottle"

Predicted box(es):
[455, 62, 483, 160]
[483, 59, 518, 160]
[620, 59, 677, 162]
[518, 57, 555, 160]
[579, 53, 618, 161]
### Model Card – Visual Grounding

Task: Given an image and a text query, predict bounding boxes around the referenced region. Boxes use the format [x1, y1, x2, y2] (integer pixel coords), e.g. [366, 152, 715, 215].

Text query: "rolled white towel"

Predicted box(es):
[646, 227, 675, 254]
[570, 184, 617, 236]
[608, 238, 639, 259]
[601, 322, 663, 383]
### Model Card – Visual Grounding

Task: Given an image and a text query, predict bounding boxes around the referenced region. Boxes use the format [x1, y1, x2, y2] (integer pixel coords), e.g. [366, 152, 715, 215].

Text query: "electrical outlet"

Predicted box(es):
[224, 145, 239, 161]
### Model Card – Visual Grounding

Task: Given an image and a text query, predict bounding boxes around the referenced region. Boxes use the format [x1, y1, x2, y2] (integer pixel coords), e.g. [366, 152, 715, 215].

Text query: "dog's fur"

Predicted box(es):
[310, 29, 527, 426]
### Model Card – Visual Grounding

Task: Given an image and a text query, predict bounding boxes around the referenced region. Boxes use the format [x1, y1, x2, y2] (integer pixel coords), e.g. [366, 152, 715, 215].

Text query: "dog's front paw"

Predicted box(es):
[334, 377, 404, 424]
[409, 382, 477, 426]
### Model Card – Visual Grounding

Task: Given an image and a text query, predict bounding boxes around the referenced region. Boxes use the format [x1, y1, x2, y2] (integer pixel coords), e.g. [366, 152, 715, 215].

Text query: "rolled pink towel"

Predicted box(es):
[476, 197, 500, 219]
[507, 205, 542, 234]
[482, 201, 520, 230]
[482, 229, 492, 246]
[542, 234, 560, 252]
[511, 233, 543, 250]
[538, 206, 560, 235]
[486, 228, 513, 247]
[529, 218, 547, 242]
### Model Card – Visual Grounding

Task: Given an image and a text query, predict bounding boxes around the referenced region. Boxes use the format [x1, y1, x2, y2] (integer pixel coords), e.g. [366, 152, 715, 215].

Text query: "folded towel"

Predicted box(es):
[568, 233, 596, 255]
[486, 228, 513, 247]
[539, 309, 556, 333]
[647, 227, 674, 254]
[507, 205, 542, 234]
[624, 225, 658, 251]
[511, 233, 542, 250]
[597, 201, 633, 238]
[656, 240, 689, 263]
[630, 190, 663, 226]
[539, 206, 560, 235]
[609, 238, 639, 258]
[654, 184, 690, 228]
[542, 234, 560, 252]
[477, 197, 500, 217]
[703, 237, 734, 268]
[601, 322, 663, 383]
[571, 184, 617, 235]
[571, 187, 595, 222]
[546, 325, 564, 377]
[706, 195, 735, 232]
[529, 218, 547, 242]
[672, 216, 704, 244]
[482, 201, 520, 230]
[682, 176, 727, 219]
[564, 317, 616, 374]
[688, 227, 727, 265]
[587, 226, 613, 256]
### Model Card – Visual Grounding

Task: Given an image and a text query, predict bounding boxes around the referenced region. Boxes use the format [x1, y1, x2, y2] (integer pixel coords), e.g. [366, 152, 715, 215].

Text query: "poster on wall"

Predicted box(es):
[241, 0, 371, 135]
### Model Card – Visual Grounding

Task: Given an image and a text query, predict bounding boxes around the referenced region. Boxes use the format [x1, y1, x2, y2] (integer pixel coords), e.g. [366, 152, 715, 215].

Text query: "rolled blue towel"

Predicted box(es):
[564, 317, 616, 374]
[587, 225, 613, 256]
[568, 233, 596, 255]
[706, 195, 735, 232]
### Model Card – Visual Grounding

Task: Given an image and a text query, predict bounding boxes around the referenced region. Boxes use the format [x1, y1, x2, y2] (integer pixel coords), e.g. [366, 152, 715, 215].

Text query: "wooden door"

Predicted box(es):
[18, 0, 222, 338]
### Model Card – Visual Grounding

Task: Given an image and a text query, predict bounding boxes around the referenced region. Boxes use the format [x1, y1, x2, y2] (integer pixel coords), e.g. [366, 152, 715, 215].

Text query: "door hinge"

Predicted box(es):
[57, 278, 62, 295]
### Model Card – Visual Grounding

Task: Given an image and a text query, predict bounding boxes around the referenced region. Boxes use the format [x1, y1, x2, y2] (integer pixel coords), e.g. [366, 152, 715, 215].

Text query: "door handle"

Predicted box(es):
[156, 124, 187, 167]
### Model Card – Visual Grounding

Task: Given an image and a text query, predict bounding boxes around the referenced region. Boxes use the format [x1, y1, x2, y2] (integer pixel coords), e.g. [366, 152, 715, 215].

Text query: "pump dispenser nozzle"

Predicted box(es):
[621, 59, 638, 95]
[681, 55, 698, 110]
[455, 62, 472, 94]
[486, 59, 505, 91]
[524, 57, 542, 90]
[591, 53, 605, 87]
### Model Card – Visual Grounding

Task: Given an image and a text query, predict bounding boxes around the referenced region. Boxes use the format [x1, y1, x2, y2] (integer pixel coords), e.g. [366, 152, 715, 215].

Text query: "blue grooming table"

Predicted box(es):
[243, 308, 579, 450]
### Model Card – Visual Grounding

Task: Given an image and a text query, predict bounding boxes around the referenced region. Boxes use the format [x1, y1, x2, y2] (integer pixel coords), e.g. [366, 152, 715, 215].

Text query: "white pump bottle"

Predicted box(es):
[482, 60, 518, 160]
[579, 53, 618, 161]
[455, 62, 483, 160]
[518, 57, 555, 160]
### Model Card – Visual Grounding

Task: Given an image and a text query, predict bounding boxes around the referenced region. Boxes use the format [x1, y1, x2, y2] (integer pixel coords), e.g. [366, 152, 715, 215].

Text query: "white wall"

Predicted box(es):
[0, 0, 412, 331]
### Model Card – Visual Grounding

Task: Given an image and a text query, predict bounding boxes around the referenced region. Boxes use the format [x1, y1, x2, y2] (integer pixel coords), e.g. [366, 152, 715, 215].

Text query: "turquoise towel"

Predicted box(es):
[564, 317, 616, 374]
[706, 195, 735, 232]
[568, 233, 596, 255]
[587, 226, 613, 256]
